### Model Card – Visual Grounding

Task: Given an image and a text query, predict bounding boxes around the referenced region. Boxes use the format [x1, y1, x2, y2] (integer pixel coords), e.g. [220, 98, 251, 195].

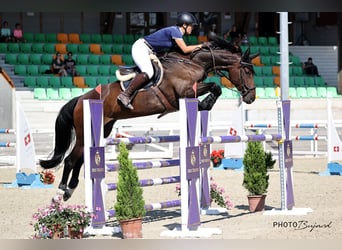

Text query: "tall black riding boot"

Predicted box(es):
[117, 72, 149, 110]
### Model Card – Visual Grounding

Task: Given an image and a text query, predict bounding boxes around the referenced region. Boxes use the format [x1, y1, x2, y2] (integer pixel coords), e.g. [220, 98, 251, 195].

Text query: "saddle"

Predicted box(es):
[116, 54, 163, 91]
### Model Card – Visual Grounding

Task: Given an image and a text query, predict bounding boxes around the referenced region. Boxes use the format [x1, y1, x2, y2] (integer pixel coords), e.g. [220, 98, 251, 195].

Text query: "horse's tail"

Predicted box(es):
[39, 97, 79, 169]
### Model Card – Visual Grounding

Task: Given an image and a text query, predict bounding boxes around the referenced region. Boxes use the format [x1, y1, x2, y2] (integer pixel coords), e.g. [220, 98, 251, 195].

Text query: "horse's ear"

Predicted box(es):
[250, 53, 260, 60]
[242, 47, 250, 60]
[207, 32, 217, 41]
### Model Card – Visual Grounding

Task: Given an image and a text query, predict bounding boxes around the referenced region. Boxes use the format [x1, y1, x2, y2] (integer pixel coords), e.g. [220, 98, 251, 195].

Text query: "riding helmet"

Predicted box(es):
[176, 12, 198, 26]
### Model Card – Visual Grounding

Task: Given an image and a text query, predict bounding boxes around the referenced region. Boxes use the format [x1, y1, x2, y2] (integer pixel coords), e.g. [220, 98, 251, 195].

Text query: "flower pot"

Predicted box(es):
[119, 217, 143, 239]
[67, 225, 84, 239]
[51, 224, 64, 239]
[247, 194, 266, 212]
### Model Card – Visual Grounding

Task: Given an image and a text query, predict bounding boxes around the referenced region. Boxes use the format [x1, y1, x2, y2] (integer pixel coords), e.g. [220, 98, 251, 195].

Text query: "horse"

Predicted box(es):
[39, 37, 257, 201]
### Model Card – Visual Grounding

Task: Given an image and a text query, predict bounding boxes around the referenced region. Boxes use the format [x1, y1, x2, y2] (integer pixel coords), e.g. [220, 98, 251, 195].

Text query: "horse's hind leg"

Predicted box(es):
[57, 144, 84, 201]
[198, 83, 222, 111]
[63, 155, 84, 201]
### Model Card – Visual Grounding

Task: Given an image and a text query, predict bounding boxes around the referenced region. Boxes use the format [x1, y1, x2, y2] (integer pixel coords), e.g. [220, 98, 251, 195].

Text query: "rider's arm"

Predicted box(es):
[174, 38, 203, 54]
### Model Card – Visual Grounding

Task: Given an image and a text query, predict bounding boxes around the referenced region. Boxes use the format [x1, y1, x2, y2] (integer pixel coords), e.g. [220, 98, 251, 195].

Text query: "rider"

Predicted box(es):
[117, 12, 205, 110]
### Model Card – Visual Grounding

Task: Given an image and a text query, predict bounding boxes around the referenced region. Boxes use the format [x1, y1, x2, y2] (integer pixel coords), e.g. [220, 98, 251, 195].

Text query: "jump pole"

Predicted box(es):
[160, 98, 222, 237]
[264, 12, 312, 215]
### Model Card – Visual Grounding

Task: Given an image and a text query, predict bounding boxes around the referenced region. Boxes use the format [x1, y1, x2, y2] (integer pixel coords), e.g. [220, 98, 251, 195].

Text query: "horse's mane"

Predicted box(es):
[207, 37, 242, 54]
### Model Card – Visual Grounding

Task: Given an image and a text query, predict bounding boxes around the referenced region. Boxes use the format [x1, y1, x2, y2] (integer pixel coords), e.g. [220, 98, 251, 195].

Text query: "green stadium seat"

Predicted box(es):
[296, 87, 308, 98]
[87, 65, 98, 76]
[88, 54, 100, 65]
[326, 87, 338, 97]
[61, 77, 74, 88]
[122, 44, 132, 54]
[294, 76, 305, 87]
[113, 34, 124, 43]
[23, 33, 34, 43]
[49, 77, 61, 88]
[249, 46, 259, 55]
[259, 46, 270, 56]
[75, 65, 87, 76]
[79, 34, 91, 43]
[0, 43, 7, 53]
[268, 46, 279, 55]
[109, 65, 120, 75]
[76, 54, 88, 65]
[14, 65, 26, 75]
[71, 88, 84, 98]
[24, 76, 37, 88]
[91, 34, 102, 43]
[26, 65, 39, 75]
[264, 87, 277, 98]
[17, 54, 30, 65]
[45, 33, 57, 43]
[99, 54, 111, 65]
[36, 76, 50, 88]
[78, 44, 90, 54]
[108, 76, 118, 82]
[260, 56, 272, 66]
[34, 33, 46, 42]
[256, 87, 266, 99]
[101, 44, 113, 54]
[262, 76, 274, 87]
[290, 55, 302, 66]
[102, 34, 113, 43]
[270, 56, 280, 65]
[289, 87, 297, 98]
[19, 43, 32, 53]
[97, 77, 109, 84]
[85, 77, 97, 87]
[248, 36, 258, 46]
[289, 77, 295, 86]
[41, 54, 53, 65]
[34, 88, 47, 100]
[7, 43, 20, 53]
[304, 76, 315, 86]
[268, 37, 278, 46]
[258, 36, 268, 46]
[123, 34, 134, 44]
[292, 66, 304, 76]
[253, 66, 263, 76]
[204, 76, 221, 85]
[316, 87, 327, 98]
[46, 88, 60, 99]
[29, 54, 42, 65]
[43, 43, 56, 54]
[98, 65, 111, 75]
[314, 76, 325, 86]
[31, 43, 44, 53]
[39, 65, 51, 74]
[254, 76, 263, 87]
[122, 54, 134, 65]
[5, 54, 18, 66]
[67, 44, 78, 54]
[220, 88, 234, 99]
[262, 66, 273, 76]
[306, 87, 318, 98]
[59, 88, 72, 100]
[112, 44, 123, 54]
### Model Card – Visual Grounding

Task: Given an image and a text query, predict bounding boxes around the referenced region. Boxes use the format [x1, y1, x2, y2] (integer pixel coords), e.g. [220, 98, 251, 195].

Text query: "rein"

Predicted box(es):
[206, 47, 255, 98]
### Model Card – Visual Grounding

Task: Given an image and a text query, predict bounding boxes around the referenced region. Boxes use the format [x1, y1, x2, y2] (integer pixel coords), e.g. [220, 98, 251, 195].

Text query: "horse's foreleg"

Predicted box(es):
[198, 83, 222, 111]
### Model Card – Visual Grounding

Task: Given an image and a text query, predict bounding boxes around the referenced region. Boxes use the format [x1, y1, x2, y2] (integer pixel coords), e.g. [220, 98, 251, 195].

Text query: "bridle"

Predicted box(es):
[207, 46, 256, 98]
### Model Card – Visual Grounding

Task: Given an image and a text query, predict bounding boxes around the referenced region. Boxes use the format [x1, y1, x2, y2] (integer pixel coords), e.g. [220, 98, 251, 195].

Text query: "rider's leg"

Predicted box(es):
[117, 72, 149, 110]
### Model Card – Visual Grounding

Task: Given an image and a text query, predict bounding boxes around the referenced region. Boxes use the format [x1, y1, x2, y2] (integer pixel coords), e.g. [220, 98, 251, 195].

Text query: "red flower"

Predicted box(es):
[210, 150, 224, 167]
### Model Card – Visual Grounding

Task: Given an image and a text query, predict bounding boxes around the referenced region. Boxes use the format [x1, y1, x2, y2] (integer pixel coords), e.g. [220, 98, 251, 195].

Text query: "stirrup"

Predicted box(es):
[117, 94, 134, 110]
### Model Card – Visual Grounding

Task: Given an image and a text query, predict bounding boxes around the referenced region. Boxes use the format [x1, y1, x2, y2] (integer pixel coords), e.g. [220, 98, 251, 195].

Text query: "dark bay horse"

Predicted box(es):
[40, 38, 257, 201]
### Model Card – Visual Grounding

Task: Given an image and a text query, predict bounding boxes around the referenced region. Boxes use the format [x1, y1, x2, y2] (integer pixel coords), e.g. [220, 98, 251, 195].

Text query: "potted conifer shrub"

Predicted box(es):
[115, 142, 146, 238]
[242, 140, 269, 212]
